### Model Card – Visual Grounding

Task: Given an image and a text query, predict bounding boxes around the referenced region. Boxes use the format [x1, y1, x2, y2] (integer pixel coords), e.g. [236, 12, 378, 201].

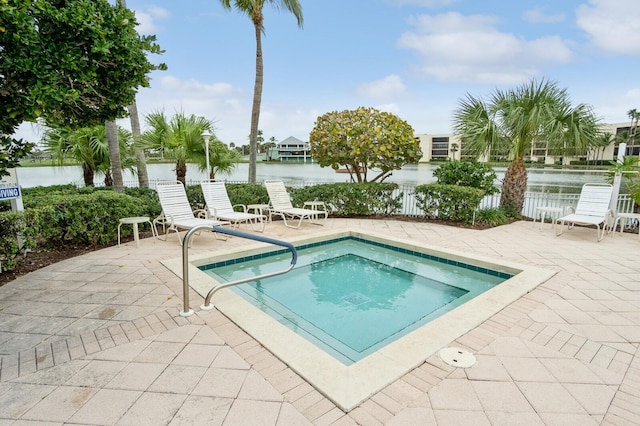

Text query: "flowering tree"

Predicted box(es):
[309, 107, 422, 182]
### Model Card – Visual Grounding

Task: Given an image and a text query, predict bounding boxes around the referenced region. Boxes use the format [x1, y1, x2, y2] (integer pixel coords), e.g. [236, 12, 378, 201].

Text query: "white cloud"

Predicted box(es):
[134, 6, 170, 35]
[356, 75, 407, 100]
[523, 9, 565, 24]
[576, 0, 640, 55]
[132, 75, 318, 144]
[583, 86, 640, 125]
[397, 12, 574, 84]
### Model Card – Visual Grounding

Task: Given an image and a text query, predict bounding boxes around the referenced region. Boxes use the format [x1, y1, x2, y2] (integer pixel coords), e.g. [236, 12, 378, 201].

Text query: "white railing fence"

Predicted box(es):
[106, 179, 638, 218]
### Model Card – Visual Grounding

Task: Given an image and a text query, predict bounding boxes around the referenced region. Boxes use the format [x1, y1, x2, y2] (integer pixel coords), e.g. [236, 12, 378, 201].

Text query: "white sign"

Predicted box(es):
[0, 169, 21, 200]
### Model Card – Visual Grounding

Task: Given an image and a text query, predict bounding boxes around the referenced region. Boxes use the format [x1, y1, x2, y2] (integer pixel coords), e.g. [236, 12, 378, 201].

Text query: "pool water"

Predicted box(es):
[200, 237, 511, 365]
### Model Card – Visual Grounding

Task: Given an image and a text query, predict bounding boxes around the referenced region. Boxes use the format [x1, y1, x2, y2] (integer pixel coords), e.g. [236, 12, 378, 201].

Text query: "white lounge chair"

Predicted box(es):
[556, 183, 614, 242]
[264, 180, 328, 229]
[154, 181, 228, 245]
[200, 180, 266, 232]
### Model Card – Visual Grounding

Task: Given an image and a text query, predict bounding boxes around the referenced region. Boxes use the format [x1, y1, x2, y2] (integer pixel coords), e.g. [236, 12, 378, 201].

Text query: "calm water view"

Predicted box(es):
[14, 162, 609, 194]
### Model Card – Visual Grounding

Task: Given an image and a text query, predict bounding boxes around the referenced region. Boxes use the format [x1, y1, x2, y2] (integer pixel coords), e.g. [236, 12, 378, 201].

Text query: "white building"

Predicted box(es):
[274, 136, 312, 163]
[415, 121, 636, 164]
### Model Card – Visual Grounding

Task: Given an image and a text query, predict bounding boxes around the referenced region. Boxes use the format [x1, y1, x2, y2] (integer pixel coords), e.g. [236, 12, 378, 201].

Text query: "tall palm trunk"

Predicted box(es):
[500, 155, 527, 212]
[176, 160, 187, 185]
[248, 15, 264, 184]
[128, 103, 149, 188]
[104, 169, 113, 187]
[83, 164, 95, 187]
[113, 0, 148, 189]
[106, 120, 124, 192]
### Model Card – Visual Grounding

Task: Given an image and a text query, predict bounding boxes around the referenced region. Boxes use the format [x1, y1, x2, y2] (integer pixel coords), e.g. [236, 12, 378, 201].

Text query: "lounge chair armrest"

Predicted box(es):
[566, 206, 575, 214]
[152, 213, 165, 225]
[162, 214, 176, 227]
[194, 208, 208, 219]
[232, 203, 248, 213]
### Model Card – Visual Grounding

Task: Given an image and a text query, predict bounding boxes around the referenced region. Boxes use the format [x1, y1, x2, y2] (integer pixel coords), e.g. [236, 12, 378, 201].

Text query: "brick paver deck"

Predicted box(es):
[1, 218, 639, 425]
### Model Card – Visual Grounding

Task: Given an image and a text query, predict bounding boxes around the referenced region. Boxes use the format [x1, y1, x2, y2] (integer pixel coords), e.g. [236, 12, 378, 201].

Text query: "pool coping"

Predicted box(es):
[162, 229, 556, 412]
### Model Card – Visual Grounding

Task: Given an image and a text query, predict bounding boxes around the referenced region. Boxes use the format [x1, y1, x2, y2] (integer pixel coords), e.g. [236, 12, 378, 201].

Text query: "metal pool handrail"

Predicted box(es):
[180, 224, 297, 317]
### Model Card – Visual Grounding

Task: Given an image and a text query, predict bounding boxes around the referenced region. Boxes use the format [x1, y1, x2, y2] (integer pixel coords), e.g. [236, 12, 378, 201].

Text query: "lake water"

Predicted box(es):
[14, 162, 609, 194]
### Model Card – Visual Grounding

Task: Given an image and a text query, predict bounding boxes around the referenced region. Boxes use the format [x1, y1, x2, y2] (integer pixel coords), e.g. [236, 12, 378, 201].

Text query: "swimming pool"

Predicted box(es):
[164, 229, 555, 411]
[199, 236, 511, 365]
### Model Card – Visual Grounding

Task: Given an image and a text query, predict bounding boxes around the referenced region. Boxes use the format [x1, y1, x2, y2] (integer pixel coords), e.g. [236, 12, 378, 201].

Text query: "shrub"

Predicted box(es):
[185, 184, 205, 210]
[288, 182, 402, 216]
[0, 211, 38, 271]
[226, 183, 269, 207]
[185, 183, 269, 211]
[21, 184, 79, 197]
[433, 160, 499, 195]
[32, 191, 146, 245]
[414, 184, 484, 223]
[124, 187, 162, 219]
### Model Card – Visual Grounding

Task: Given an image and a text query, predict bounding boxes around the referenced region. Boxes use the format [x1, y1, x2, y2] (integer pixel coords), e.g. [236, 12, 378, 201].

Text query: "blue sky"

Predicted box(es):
[16, 0, 640, 146]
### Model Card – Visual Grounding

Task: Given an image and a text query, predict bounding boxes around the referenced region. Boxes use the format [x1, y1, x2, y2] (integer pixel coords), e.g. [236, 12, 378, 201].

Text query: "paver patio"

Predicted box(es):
[0, 218, 639, 425]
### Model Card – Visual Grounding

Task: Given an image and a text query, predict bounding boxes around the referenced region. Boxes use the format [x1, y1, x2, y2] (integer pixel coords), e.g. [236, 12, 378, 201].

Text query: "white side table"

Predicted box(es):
[533, 207, 564, 230]
[118, 216, 156, 248]
[247, 204, 271, 222]
[613, 212, 640, 240]
[303, 201, 328, 222]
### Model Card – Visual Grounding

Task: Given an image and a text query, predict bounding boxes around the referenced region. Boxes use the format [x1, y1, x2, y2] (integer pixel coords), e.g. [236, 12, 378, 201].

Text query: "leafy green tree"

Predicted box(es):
[433, 160, 499, 195]
[137, 111, 214, 184]
[453, 79, 599, 212]
[0, 0, 165, 177]
[42, 125, 134, 187]
[218, 0, 303, 183]
[309, 107, 422, 182]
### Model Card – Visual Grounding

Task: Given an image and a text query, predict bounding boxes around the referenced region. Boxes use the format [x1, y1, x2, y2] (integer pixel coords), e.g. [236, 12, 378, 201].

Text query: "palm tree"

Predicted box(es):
[196, 140, 239, 180]
[593, 132, 613, 165]
[218, 0, 303, 183]
[137, 111, 214, 184]
[453, 79, 600, 213]
[42, 125, 135, 187]
[628, 108, 639, 136]
[105, 120, 124, 191]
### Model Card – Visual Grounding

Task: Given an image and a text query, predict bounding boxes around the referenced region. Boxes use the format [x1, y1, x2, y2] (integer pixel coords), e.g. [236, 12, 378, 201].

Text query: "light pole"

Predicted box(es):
[202, 130, 211, 180]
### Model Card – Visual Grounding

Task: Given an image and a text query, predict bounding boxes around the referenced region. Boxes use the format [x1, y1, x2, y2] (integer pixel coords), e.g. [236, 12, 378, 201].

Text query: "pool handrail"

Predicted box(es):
[180, 224, 297, 317]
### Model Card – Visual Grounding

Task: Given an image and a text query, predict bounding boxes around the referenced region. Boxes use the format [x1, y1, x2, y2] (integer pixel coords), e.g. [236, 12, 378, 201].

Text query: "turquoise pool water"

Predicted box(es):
[200, 236, 511, 365]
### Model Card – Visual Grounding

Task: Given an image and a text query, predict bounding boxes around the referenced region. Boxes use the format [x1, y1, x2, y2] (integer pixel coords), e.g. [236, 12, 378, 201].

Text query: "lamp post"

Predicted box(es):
[202, 130, 211, 180]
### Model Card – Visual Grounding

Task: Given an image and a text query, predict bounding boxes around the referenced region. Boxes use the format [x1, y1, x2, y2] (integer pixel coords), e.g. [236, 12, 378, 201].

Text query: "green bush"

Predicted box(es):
[433, 160, 499, 195]
[21, 184, 79, 197]
[226, 183, 269, 206]
[288, 182, 402, 216]
[0, 211, 38, 271]
[124, 187, 162, 219]
[32, 191, 146, 245]
[185, 185, 205, 210]
[414, 184, 484, 223]
[185, 183, 269, 211]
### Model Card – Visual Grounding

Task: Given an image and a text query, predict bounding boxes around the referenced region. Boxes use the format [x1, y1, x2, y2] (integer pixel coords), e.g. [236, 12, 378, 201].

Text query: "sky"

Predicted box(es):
[15, 0, 640, 147]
